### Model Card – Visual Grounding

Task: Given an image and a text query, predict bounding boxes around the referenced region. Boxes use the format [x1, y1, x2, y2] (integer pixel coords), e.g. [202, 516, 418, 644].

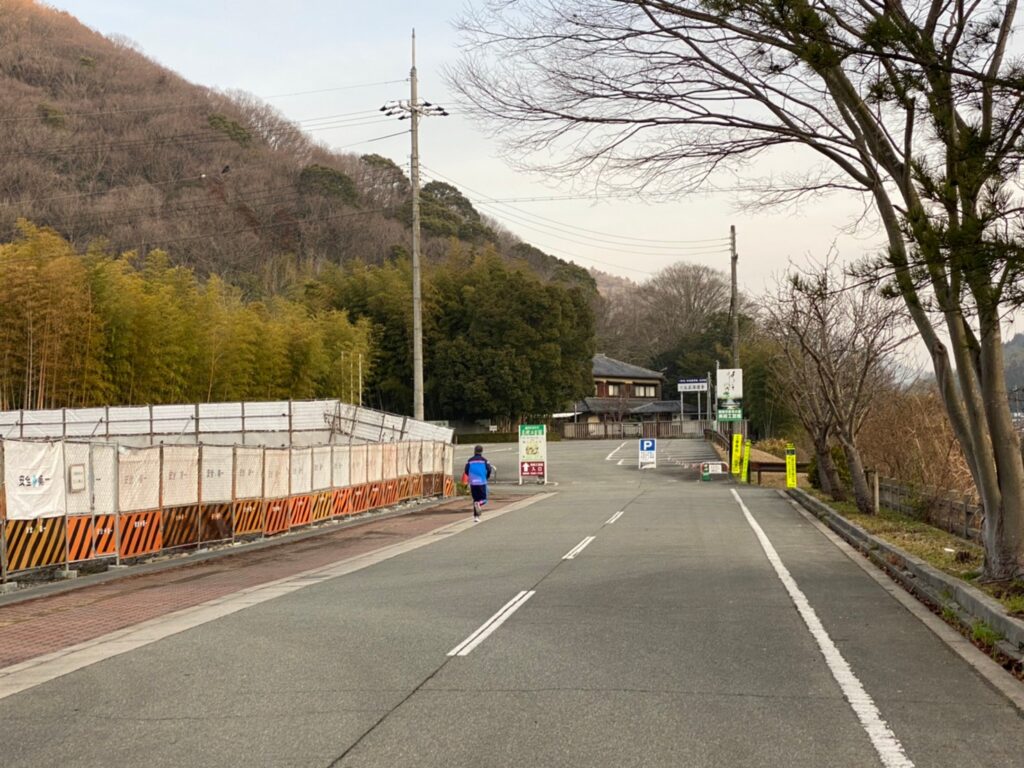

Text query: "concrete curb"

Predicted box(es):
[788, 488, 1024, 660]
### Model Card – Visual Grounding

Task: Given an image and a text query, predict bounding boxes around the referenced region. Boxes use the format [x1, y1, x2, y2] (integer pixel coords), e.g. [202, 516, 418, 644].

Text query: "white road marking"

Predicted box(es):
[780, 492, 1024, 714]
[617, 459, 626, 466]
[731, 490, 914, 768]
[448, 590, 535, 657]
[0, 495, 552, 701]
[606, 511, 624, 524]
[605, 441, 627, 461]
[563, 536, 596, 560]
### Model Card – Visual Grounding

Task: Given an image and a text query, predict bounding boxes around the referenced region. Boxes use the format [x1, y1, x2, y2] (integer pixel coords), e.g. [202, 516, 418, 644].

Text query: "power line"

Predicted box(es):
[420, 164, 730, 247]
[418, 172, 728, 258]
[472, 199, 731, 256]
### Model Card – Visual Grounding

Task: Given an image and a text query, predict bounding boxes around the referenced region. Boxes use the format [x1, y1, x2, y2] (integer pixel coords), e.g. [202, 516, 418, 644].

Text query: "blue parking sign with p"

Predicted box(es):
[638, 438, 657, 469]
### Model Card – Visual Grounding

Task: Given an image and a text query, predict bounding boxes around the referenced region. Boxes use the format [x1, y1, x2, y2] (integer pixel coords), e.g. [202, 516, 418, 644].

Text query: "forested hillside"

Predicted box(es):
[0, 1, 596, 417]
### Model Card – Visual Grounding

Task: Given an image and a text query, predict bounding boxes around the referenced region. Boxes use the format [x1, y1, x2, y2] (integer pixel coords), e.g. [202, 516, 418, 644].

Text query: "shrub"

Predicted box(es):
[807, 443, 851, 491]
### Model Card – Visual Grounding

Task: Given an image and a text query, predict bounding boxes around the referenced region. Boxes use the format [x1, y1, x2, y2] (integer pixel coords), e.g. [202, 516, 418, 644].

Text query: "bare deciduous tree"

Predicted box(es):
[452, 0, 1024, 578]
[767, 256, 910, 513]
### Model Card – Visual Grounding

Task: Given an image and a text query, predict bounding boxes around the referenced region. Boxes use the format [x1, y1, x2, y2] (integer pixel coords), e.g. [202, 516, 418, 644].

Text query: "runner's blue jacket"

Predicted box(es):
[464, 455, 493, 486]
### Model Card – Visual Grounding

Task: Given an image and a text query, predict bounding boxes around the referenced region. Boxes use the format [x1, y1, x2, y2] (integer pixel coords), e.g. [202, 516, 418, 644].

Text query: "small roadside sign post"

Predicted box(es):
[701, 462, 726, 481]
[741, 442, 751, 484]
[677, 378, 708, 425]
[717, 406, 743, 422]
[638, 438, 657, 470]
[518, 424, 547, 485]
[785, 443, 798, 489]
[731, 433, 744, 476]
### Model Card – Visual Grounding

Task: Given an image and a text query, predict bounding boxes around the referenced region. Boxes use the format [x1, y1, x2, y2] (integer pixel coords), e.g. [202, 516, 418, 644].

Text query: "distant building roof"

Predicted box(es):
[573, 397, 653, 415]
[592, 354, 663, 380]
[630, 400, 700, 415]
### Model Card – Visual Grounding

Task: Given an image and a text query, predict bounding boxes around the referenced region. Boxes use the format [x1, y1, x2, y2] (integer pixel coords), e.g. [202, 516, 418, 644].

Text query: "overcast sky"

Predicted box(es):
[43, 0, 898, 299]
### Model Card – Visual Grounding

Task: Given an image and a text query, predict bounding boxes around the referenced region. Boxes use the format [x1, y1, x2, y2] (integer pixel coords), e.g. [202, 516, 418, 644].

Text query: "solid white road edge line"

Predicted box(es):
[731, 489, 915, 768]
[780, 492, 1024, 714]
[606, 511, 624, 525]
[605, 441, 627, 461]
[563, 536, 596, 560]
[450, 591, 536, 657]
[0, 493, 553, 702]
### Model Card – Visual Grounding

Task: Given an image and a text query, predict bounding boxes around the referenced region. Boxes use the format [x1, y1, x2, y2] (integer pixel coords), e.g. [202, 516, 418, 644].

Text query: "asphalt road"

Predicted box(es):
[2, 438, 1022, 767]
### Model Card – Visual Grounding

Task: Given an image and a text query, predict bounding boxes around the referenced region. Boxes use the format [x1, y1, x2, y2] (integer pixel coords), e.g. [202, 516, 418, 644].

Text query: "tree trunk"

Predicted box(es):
[837, 432, 872, 514]
[813, 432, 844, 502]
[977, 312, 1024, 579]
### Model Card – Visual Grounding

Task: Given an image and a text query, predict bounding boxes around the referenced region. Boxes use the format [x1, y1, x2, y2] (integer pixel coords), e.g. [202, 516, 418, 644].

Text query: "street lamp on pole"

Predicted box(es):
[381, 30, 449, 422]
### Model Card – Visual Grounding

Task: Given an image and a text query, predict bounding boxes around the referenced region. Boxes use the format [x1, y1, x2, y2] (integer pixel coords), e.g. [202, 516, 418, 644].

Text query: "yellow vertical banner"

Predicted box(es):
[785, 443, 797, 488]
[731, 433, 743, 475]
[741, 442, 751, 484]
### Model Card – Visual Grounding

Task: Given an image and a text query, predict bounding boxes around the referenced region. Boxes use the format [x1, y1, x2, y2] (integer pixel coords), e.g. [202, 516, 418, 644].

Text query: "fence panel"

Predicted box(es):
[290, 447, 312, 495]
[366, 444, 383, 483]
[162, 446, 199, 507]
[383, 444, 399, 481]
[63, 442, 91, 516]
[3, 440, 66, 519]
[312, 446, 332, 491]
[201, 447, 234, 503]
[1, 433, 455, 578]
[118, 447, 160, 513]
[264, 449, 290, 499]
[235, 447, 264, 500]
[332, 446, 351, 488]
[350, 445, 368, 486]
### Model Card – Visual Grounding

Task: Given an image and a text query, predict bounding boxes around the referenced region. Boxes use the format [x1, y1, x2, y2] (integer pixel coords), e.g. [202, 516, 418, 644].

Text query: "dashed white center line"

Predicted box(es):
[731, 490, 914, 768]
[606, 511, 624, 524]
[563, 536, 596, 560]
[605, 441, 627, 461]
[448, 590, 535, 657]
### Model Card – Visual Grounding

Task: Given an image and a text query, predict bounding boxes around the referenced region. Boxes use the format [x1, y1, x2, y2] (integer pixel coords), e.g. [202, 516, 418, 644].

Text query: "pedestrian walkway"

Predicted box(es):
[0, 497, 497, 670]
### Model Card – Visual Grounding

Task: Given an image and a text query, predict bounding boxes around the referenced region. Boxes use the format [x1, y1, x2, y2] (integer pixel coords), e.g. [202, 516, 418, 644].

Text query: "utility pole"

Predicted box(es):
[382, 31, 449, 422]
[730, 225, 739, 369]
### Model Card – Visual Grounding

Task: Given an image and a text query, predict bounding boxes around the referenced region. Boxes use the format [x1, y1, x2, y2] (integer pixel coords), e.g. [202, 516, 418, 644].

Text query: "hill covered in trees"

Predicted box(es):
[0, 1, 591, 291]
[0, 0, 596, 417]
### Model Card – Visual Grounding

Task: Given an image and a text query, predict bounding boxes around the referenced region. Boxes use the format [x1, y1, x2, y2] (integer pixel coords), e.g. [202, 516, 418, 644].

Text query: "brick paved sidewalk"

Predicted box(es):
[0, 496, 495, 670]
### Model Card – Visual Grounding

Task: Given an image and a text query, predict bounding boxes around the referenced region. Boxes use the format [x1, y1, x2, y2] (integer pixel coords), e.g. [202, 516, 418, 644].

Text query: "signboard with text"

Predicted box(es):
[677, 378, 708, 393]
[718, 406, 743, 422]
[785, 443, 798, 489]
[518, 424, 548, 484]
[731, 434, 744, 476]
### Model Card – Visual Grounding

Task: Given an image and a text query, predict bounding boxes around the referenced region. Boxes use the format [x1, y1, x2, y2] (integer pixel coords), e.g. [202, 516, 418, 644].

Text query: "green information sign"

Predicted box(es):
[718, 406, 743, 422]
[519, 424, 545, 436]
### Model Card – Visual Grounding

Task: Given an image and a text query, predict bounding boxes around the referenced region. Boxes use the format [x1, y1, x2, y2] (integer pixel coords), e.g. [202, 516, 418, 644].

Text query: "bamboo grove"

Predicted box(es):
[0, 222, 595, 419]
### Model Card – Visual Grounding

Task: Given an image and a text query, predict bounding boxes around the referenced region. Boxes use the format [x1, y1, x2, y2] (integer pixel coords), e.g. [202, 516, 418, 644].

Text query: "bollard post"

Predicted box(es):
[230, 445, 238, 544]
[113, 446, 122, 567]
[62, 441, 71, 572]
[0, 446, 7, 582]
[196, 444, 203, 550]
